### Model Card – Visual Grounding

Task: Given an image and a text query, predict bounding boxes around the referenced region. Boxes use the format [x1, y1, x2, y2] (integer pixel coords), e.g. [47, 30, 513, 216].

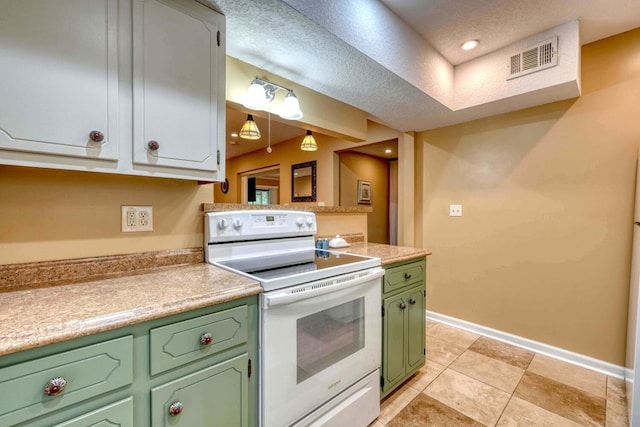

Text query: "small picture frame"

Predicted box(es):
[357, 180, 372, 204]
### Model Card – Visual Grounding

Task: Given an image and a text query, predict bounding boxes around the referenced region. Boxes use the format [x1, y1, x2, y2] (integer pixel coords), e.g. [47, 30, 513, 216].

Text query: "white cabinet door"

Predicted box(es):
[132, 0, 225, 173]
[0, 0, 119, 160]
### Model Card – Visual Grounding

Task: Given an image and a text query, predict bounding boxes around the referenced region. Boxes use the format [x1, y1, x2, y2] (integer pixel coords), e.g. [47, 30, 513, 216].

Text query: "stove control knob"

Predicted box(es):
[305, 217, 314, 227]
[296, 217, 304, 227]
[232, 218, 243, 230]
[217, 218, 228, 230]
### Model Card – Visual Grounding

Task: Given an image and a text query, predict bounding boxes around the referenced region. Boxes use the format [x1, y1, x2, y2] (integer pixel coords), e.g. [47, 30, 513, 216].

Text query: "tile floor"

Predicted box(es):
[372, 319, 628, 427]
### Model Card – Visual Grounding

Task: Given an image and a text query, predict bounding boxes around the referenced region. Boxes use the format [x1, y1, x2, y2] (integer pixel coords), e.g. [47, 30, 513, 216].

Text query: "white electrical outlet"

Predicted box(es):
[121, 206, 153, 232]
[449, 204, 462, 217]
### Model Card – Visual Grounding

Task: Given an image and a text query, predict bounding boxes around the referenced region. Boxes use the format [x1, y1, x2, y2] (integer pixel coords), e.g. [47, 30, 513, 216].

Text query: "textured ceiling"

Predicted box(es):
[380, 0, 640, 65]
[209, 0, 640, 135]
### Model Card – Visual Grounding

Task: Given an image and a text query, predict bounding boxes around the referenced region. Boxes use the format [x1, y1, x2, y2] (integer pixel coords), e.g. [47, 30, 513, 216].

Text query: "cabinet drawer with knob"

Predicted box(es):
[383, 258, 426, 294]
[0, 335, 133, 426]
[149, 305, 248, 375]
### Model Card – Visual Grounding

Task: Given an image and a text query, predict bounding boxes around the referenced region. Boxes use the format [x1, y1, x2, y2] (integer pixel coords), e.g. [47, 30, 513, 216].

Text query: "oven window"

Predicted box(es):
[296, 297, 365, 383]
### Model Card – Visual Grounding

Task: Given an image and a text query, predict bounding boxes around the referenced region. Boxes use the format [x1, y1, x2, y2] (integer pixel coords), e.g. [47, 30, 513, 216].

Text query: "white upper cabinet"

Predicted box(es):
[0, 0, 119, 160]
[0, 0, 226, 181]
[133, 0, 225, 174]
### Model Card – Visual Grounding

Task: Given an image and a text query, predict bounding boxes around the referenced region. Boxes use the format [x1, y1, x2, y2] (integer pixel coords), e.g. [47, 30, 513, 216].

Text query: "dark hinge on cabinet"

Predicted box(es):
[217, 150, 220, 164]
[423, 290, 426, 297]
[423, 348, 426, 355]
[217, 30, 221, 46]
[248, 359, 252, 378]
[381, 305, 385, 317]
[380, 376, 384, 388]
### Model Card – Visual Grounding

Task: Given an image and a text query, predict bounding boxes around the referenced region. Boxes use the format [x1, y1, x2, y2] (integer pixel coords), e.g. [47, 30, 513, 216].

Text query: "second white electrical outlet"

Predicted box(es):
[122, 206, 153, 232]
[449, 204, 462, 217]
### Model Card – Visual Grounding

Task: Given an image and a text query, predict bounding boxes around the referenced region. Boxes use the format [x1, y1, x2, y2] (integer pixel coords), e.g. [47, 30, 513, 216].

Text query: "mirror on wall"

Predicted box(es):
[291, 161, 317, 202]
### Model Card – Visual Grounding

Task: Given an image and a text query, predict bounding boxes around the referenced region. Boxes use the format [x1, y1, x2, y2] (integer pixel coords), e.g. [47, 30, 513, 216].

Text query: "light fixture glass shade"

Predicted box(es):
[243, 80, 269, 110]
[300, 130, 317, 151]
[239, 114, 261, 140]
[280, 91, 303, 120]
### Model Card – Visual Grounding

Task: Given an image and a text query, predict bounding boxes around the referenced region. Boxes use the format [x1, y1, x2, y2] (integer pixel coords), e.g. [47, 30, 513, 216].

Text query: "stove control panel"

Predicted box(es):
[205, 210, 316, 242]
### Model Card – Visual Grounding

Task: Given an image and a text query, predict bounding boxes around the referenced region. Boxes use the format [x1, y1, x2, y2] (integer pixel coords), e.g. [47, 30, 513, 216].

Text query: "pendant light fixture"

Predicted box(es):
[300, 130, 317, 151]
[239, 114, 261, 140]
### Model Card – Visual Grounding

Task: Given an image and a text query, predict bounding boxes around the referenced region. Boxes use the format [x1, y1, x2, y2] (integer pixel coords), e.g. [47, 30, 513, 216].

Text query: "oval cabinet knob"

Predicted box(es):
[404, 272, 412, 279]
[169, 401, 184, 416]
[409, 298, 416, 305]
[200, 332, 213, 345]
[44, 377, 67, 396]
[147, 140, 160, 151]
[89, 130, 104, 143]
[399, 302, 407, 310]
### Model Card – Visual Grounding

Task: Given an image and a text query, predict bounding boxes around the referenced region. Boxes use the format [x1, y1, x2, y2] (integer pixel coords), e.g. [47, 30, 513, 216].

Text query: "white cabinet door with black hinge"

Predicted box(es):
[132, 0, 225, 174]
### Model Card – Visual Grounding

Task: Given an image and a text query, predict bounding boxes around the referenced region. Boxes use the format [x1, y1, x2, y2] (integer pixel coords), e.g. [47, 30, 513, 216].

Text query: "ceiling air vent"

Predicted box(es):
[507, 36, 558, 80]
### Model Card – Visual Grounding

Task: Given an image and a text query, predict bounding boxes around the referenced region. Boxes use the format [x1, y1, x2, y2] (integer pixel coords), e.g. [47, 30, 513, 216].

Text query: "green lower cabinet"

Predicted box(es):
[151, 353, 249, 427]
[1, 296, 258, 427]
[55, 398, 133, 427]
[381, 258, 426, 398]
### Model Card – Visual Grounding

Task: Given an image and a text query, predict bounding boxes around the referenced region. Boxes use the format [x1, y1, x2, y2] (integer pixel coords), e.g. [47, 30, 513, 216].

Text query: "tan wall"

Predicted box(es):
[418, 28, 640, 365]
[0, 166, 213, 265]
[339, 152, 390, 244]
[315, 213, 368, 240]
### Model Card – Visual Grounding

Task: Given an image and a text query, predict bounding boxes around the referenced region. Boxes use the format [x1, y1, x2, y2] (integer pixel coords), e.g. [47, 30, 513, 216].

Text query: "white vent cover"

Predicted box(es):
[507, 37, 558, 80]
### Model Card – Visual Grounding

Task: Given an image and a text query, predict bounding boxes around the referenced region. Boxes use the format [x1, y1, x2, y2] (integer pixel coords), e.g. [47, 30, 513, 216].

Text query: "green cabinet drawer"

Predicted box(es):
[0, 335, 133, 426]
[150, 305, 248, 375]
[56, 397, 133, 427]
[383, 259, 426, 294]
[151, 353, 249, 427]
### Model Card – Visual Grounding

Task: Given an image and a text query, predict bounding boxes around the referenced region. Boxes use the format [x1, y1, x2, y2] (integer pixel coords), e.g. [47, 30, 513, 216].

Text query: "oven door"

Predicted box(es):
[260, 267, 383, 427]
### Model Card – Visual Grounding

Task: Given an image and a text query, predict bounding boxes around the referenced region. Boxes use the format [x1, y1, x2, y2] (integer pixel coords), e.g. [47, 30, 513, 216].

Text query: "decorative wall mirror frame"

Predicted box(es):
[291, 161, 317, 202]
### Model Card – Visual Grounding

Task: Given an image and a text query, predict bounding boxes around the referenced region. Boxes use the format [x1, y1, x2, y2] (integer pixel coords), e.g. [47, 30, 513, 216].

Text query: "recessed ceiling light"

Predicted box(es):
[385, 149, 392, 154]
[461, 39, 479, 51]
[231, 132, 238, 137]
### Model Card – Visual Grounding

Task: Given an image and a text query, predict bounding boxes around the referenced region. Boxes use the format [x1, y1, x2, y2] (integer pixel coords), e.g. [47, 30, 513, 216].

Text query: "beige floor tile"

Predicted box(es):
[368, 420, 385, 427]
[450, 350, 525, 393]
[426, 322, 480, 348]
[514, 371, 606, 427]
[469, 336, 535, 370]
[528, 354, 607, 398]
[425, 317, 438, 333]
[378, 383, 421, 424]
[387, 393, 484, 427]
[425, 335, 469, 366]
[424, 368, 511, 426]
[406, 359, 447, 392]
[496, 396, 584, 427]
[606, 400, 629, 427]
[607, 377, 628, 407]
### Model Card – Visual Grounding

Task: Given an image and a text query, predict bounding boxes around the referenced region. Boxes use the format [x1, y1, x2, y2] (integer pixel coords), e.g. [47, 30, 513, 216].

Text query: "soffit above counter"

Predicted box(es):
[202, 203, 372, 214]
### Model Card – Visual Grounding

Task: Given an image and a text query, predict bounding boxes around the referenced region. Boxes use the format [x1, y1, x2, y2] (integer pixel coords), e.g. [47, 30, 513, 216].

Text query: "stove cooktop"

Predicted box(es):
[213, 249, 380, 291]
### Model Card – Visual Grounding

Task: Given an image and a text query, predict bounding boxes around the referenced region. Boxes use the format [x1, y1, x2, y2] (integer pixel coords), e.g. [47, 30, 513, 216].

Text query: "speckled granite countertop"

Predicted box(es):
[336, 242, 432, 265]
[0, 243, 430, 357]
[0, 263, 261, 356]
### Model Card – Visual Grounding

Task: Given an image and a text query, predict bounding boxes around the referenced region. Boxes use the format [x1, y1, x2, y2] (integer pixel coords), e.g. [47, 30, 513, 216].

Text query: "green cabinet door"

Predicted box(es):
[382, 291, 408, 395]
[381, 258, 427, 398]
[406, 287, 426, 372]
[151, 353, 249, 427]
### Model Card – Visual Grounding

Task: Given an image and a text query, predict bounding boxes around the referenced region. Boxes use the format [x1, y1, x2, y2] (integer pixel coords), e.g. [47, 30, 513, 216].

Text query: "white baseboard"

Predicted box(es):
[426, 310, 626, 379]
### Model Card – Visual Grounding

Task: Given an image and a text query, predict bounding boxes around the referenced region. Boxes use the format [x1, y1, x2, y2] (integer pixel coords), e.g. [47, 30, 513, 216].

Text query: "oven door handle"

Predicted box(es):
[263, 268, 384, 308]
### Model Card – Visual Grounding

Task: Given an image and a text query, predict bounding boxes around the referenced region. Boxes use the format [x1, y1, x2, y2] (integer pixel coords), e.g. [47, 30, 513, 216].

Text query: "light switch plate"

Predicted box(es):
[449, 204, 462, 217]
